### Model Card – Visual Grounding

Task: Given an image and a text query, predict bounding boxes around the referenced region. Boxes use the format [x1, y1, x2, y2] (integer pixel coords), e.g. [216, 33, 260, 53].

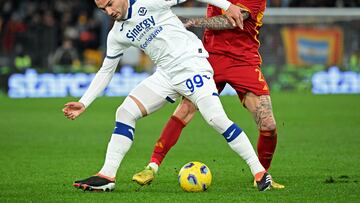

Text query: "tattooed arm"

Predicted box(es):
[179, 11, 249, 30]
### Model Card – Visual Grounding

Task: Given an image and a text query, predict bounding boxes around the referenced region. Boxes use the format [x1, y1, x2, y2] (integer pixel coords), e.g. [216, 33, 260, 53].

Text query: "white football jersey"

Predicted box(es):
[106, 0, 208, 78]
[79, 0, 231, 107]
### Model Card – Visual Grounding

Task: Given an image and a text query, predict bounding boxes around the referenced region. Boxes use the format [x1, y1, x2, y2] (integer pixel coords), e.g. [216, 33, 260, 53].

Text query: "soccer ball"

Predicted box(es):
[178, 161, 212, 192]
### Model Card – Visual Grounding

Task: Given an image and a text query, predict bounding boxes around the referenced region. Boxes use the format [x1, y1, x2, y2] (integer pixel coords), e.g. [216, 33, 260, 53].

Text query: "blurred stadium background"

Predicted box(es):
[1, 0, 360, 97]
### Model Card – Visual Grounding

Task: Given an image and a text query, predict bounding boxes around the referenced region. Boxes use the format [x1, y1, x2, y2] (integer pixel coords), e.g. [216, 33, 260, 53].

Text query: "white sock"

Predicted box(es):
[147, 162, 159, 173]
[98, 134, 133, 178]
[228, 131, 265, 176]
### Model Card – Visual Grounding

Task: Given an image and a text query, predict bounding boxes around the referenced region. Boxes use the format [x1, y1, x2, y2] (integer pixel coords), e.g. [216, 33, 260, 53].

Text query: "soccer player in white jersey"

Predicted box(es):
[63, 0, 272, 192]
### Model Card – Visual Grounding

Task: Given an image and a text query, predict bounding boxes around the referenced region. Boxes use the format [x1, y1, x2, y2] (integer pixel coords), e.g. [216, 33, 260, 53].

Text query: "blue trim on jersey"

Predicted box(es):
[222, 123, 242, 142]
[212, 92, 219, 96]
[113, 122, 135, 141]
[165, 96, 175, 103]
[126, 0, 137, 20]
[119, 22, 125, 31]
[106, 53, 123, 59]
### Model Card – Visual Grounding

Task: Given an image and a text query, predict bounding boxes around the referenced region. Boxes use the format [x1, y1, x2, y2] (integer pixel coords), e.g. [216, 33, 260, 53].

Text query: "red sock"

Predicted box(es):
[150, 116, 186, 165]
[257, 129, 277, 171]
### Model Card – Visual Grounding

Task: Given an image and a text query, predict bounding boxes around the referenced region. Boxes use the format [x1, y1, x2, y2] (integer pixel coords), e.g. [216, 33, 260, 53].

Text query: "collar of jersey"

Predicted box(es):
[123, 0, 136, 21]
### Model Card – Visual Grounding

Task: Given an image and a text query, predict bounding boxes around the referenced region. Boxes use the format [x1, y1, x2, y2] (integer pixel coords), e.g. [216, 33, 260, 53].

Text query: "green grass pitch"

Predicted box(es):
[0, 92, 359, 202]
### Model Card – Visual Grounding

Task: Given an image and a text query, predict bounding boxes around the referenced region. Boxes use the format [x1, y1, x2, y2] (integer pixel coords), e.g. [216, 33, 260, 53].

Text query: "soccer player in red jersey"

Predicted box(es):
[133, 0, 284, 189]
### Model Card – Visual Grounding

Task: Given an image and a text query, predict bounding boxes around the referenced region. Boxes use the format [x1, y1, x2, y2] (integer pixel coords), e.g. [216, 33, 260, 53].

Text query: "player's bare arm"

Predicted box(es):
[181, 11, 249, 30]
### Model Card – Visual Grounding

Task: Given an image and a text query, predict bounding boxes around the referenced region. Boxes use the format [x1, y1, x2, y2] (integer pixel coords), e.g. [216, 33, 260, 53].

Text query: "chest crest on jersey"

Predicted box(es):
[138, 7, 147, 16]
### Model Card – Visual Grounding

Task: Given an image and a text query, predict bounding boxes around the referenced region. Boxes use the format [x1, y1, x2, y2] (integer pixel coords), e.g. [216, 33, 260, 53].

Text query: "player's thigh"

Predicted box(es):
[130, 72, 180, 115]
[196, 94, 232, 133]
[208, 54, 232, 94]
[173, 70, 232, 132]
[227, 66, 270, 101]
[172, 58, 218, 104]
[174, 70, 219, 105]
[172, 63, 232, 132]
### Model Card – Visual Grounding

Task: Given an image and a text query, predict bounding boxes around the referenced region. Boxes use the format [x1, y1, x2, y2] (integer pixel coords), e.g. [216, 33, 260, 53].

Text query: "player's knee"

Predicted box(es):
[115, 96, 143, 127]
[173, 100, 196, 123]
[173, 104, 190, 119]
[197, 95, 233, 133]
[259, 117, 276, 132]
[207, 114, 233, 134]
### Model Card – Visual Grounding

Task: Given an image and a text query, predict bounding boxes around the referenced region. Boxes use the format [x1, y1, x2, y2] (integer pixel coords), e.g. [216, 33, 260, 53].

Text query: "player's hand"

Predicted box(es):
[62, 102, 85, 120]
[179, 17, 196, 28]
[183, 19, 195, 28]
[224, 4, 245, 29]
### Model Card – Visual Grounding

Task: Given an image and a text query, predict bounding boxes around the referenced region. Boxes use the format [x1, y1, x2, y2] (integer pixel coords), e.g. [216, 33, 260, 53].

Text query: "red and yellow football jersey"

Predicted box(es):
[203, 0, 266, 66]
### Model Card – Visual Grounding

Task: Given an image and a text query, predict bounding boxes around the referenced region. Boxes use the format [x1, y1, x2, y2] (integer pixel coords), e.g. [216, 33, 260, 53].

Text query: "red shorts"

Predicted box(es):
[208, 54, 270, 101]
